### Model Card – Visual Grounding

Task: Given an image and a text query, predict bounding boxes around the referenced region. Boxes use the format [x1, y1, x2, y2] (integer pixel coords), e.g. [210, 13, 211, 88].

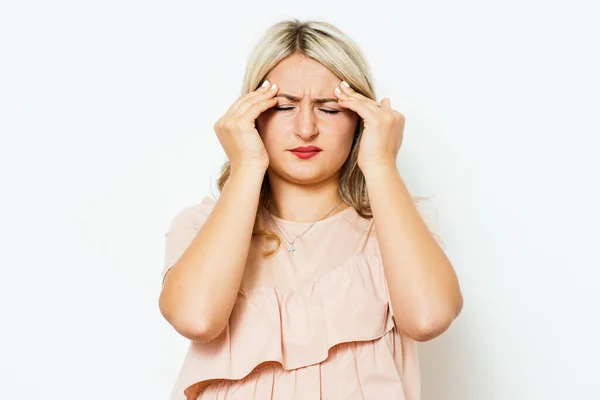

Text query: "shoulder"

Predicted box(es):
[167, 196, 216, 230]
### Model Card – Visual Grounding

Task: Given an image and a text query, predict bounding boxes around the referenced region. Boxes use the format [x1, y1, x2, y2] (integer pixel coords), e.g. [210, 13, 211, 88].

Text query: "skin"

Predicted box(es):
[256, 53, 359, 221]
[258, 53, 463, 341]
[160, 53, 463, 343]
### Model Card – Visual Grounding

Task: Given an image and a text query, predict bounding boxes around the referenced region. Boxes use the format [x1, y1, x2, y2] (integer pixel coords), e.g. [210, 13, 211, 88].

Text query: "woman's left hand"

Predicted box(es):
[334, 81, 405, 172]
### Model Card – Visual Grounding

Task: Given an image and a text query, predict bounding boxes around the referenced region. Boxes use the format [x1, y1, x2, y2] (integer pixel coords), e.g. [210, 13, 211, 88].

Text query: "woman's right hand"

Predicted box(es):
[213, 80, 279, 172]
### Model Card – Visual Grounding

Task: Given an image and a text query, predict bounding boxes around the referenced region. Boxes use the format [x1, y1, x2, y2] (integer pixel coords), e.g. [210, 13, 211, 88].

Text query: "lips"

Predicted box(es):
[290, 146, 322, 152]
[290, 147, 321, 159]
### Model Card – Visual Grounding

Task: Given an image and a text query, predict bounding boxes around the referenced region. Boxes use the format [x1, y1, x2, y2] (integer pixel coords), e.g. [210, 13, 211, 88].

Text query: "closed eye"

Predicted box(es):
[274, 106, 340, 115]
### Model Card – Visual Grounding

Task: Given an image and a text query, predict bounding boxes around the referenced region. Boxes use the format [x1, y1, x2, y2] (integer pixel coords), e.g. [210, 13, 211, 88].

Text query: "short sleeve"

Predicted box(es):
[161, 196, 216, 286]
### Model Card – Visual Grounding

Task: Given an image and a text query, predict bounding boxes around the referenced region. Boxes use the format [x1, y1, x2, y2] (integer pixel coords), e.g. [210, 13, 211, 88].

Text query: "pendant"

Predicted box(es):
[288, 243, 296, 256]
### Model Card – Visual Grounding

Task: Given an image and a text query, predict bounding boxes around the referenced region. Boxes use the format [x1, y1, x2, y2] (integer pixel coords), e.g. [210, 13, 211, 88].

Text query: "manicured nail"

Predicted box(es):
[335, 87, 342, 95]
[261, 80, 270, 88]
[271, 83, 278, 90]
[341, 81, 350, 88]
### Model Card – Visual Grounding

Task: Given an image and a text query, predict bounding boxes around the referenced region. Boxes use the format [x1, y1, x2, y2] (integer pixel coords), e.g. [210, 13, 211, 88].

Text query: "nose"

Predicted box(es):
[294, 105, 319, 141]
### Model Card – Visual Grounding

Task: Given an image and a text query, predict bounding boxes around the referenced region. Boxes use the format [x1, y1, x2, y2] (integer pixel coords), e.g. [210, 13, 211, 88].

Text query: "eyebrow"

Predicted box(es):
[275, 93, 339, 104]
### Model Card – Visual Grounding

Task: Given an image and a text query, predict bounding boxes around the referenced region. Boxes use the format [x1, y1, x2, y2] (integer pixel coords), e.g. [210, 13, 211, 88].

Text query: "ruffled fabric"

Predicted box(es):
[195, 332, 410, 399]
[168, 253, 419, 400]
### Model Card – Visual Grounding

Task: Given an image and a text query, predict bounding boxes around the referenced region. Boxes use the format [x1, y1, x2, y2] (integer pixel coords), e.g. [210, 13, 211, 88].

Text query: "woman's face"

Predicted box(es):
[256, 54, 359, 184]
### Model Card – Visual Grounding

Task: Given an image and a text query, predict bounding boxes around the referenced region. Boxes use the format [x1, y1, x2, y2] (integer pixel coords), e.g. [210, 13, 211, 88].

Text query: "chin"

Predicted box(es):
[272, 164, 330, 184]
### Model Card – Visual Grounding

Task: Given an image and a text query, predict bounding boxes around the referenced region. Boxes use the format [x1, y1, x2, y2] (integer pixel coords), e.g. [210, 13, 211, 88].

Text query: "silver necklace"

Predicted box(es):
[265, 199, 344, 256]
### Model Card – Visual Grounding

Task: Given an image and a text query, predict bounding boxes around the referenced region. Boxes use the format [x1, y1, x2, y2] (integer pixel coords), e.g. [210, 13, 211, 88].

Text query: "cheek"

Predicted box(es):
[256, 114, 286, 147]
[256, 112, 274, 136]
[332, 115, 359, 141]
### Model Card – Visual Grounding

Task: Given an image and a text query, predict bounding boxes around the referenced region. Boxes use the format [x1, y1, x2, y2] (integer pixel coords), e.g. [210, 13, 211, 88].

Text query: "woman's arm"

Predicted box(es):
[363, 162, 463, 342]
[159, 166, 266, 343]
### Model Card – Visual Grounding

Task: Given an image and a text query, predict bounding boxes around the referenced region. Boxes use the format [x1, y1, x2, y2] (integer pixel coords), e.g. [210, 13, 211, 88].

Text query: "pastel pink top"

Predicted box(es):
[161, 196, 421, 400]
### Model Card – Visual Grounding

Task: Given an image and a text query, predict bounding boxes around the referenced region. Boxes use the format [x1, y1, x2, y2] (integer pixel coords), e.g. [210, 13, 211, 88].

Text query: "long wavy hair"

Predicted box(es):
[214, 19, 437, 257]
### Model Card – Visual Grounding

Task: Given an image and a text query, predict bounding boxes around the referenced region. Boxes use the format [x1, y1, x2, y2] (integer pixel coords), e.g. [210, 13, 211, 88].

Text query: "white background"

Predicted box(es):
[1, 0, 599, 399]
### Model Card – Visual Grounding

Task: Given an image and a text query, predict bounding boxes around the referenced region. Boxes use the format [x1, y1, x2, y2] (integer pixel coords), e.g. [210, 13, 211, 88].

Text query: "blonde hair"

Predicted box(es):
[214, 18, 439, 257]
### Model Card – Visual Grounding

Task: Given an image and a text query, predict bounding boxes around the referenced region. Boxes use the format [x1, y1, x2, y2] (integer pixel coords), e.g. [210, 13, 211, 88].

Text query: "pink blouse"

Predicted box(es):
[161, 196, 421, 400]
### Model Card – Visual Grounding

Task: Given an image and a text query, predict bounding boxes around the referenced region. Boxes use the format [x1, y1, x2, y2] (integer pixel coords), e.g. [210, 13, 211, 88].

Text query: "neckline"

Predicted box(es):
[263, 205, 356, 227]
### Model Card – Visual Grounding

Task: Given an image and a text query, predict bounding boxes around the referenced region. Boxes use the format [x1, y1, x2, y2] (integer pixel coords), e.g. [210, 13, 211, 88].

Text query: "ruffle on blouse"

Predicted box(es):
[170, 253, 395, 400]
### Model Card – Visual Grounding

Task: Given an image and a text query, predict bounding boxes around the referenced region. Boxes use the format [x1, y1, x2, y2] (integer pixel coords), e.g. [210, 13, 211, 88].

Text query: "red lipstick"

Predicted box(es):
[289, 146, 322, 159]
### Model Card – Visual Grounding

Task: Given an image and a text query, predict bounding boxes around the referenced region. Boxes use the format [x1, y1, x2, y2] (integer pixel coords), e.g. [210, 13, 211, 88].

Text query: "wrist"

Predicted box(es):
[360, 160, 398, 178]
[230, 163, 268, 179]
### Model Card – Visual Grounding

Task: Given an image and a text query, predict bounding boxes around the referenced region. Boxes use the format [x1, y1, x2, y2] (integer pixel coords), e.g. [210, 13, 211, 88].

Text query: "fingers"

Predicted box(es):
[230, 80, 278, 116]
[226, 81, 265, 114]
[236, 81, 278, 116]
[239, 96, 279, 122]
[215, 80, 279, 138]
[334, 90, 378, 120]
[333, 81, 399, 121]
[338, 96, 382, 116]
[335, 82, 382, 113]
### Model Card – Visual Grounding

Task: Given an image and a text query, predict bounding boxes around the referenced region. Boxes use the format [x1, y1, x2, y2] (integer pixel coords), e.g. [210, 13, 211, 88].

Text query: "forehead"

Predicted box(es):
[266, 54, 340, 93]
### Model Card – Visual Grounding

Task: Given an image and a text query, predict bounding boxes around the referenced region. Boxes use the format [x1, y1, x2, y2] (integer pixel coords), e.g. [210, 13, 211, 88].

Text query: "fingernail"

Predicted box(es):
[341, 81, 350, 88]
[335, 87, 342, 95]
[261, 80, 270, 88]
[271, 83, 278, 90]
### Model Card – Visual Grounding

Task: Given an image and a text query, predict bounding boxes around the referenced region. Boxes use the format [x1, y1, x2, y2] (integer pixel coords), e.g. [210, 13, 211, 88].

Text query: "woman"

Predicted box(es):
[159, 19, 463, 400]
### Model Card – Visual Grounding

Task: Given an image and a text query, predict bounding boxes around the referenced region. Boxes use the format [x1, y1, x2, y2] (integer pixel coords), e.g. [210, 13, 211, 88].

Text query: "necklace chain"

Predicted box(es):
[266, 199, 344, 256]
